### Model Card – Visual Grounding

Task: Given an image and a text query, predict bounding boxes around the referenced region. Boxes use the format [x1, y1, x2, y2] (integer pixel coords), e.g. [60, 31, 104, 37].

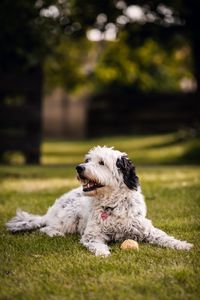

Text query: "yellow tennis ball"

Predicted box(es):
[120, 239, 139, 251]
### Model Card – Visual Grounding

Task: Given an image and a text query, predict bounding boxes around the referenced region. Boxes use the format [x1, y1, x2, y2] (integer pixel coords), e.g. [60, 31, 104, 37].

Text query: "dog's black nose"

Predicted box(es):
[76, 165, 85, 173]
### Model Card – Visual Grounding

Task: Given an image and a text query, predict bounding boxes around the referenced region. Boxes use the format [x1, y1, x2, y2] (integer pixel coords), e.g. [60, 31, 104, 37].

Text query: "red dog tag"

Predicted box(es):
[101, 211, 108, 220]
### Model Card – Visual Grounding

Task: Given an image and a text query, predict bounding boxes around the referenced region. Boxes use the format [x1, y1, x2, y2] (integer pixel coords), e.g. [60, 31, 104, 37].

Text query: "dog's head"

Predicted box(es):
[76, 146, 139, 195]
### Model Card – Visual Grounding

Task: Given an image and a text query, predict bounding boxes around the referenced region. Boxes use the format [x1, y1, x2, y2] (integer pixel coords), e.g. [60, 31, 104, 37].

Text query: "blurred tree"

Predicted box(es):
[0, 0, 61, 163]
[0, 0, 198, 93]
[0, 0, 55, 73]
[41, 0, 198, 94]
[120, 0, 200, 93]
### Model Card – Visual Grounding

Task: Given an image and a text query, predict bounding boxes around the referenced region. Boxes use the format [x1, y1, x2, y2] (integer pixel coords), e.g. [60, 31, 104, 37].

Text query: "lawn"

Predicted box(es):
[0, 133, 200, 300]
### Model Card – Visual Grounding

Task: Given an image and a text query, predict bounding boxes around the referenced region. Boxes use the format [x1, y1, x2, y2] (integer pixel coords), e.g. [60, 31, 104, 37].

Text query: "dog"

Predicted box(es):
[6, 146, 193, 256]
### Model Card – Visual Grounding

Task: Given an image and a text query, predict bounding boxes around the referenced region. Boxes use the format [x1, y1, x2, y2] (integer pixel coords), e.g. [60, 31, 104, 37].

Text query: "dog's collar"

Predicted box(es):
[100, 205, 117, 221]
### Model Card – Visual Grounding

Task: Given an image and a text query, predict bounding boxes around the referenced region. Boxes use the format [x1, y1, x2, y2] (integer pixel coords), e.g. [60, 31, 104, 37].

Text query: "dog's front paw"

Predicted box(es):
[95, 249, 111, 257]
[182, 241, 193, 250]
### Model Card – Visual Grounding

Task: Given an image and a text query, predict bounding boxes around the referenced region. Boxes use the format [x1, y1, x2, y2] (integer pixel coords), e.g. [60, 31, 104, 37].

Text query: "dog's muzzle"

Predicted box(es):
[76, 164, 104, 192]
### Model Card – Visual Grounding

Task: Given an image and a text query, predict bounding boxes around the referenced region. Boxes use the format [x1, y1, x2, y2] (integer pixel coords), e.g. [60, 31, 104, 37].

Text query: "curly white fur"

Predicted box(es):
[6, 146, 193, 256]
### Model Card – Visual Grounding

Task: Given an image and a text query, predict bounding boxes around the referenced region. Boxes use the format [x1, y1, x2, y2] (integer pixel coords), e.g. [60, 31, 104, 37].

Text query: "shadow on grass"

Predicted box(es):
[145, 136, 184, 149]
[144, 129, 199, 150]
[178, 143, 200, 164]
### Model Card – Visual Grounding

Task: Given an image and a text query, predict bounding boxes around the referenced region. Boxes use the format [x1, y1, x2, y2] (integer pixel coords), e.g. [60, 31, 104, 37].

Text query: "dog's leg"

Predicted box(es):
[140, 218, 193, 250]
[80, 232, 110, 257]
[80, 236, 110, 257]
[39, 226, 65, 237]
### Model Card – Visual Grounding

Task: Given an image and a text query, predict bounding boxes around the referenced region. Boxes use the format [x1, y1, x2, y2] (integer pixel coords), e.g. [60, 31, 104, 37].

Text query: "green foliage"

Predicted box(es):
[94, 38, 137, 89]
[93, 35, 193, 92]
[44, 34, 194, 93]
[44, 37, 92, 91]
[132, 38, 193, 92]
[0, 162, 199, 299]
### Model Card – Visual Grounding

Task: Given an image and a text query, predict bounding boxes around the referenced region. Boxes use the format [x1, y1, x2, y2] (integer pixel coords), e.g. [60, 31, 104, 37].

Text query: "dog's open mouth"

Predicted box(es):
[77, 175, 104, 192]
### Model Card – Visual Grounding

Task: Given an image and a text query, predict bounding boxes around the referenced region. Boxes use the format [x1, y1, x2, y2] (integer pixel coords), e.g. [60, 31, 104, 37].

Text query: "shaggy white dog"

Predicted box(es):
[6, 146, 193, 256]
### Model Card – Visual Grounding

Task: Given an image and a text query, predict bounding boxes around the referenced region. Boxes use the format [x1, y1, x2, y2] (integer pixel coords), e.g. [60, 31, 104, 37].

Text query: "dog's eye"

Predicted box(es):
[99, 160, 104, 165]
[85, 158, 90, 163]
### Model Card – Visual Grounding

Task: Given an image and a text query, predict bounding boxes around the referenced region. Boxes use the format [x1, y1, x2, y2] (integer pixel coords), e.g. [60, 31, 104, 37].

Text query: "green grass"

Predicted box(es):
[41, 132, 200, 165]
[3, 132, 200, 165]
[0, 134, 200, 299]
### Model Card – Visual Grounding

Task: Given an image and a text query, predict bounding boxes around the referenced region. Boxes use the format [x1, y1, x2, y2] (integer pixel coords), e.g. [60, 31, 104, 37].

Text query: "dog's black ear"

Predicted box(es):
[116, 156, 139, 190]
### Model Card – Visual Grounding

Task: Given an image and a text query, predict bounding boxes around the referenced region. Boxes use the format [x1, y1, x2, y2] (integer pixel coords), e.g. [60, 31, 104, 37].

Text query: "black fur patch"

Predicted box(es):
[116, 156, 139, 190]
